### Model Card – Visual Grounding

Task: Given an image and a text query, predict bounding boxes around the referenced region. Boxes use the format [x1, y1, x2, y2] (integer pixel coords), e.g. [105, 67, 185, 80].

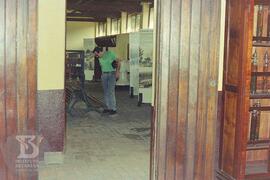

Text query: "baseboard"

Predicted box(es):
[42, 152, 64, 165]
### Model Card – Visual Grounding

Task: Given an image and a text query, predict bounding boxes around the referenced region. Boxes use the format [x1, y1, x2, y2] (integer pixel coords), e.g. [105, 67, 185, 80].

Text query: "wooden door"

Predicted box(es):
[0, 0, 38, 179]
[151, 0, 221, 179]
[217, 0, 253, 179]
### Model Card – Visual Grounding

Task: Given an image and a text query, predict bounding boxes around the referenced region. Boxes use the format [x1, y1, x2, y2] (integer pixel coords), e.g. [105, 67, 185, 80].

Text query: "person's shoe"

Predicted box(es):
[109, 110, 117, 116]
[102, 109, 111, 114]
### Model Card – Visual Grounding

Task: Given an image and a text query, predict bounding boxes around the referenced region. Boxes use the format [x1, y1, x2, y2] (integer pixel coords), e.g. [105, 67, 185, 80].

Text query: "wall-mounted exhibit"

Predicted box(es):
[129, 29, 153, 104]
[83, 38, 96, 81]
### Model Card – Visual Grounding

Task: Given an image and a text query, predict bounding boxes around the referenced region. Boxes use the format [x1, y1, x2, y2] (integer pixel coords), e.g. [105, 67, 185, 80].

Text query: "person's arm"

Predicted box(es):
[115, 58, 121, 80]
[116, 58, 121, 71]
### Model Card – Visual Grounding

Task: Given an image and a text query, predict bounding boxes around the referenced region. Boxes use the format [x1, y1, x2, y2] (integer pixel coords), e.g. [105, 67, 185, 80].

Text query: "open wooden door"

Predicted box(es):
[151, 0, 222, 179]
[217, 0, 253, 179]
[0, 0, 38, 179]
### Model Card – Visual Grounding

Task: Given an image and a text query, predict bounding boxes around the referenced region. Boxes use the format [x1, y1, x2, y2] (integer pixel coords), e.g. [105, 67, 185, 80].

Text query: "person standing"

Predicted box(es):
[93, 47, 120, 115]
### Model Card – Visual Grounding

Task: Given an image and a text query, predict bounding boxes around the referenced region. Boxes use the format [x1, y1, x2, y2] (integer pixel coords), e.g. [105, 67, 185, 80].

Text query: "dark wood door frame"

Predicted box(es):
[217, 0, 256, 179]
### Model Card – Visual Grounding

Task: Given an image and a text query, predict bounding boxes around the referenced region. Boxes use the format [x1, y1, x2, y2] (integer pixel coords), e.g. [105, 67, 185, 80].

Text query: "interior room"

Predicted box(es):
[39, 0, 155, 179]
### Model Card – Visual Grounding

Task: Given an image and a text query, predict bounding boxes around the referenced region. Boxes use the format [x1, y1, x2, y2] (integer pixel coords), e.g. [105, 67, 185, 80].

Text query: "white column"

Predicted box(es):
[121, 12, 127, 33]
[106, 17, 112, 35]
[95, 22, 99, 37]
[141, 2, 151, 29]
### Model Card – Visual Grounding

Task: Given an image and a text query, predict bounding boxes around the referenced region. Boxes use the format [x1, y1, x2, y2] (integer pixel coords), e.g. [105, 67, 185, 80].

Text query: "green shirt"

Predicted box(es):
[99, 51, 116, 72]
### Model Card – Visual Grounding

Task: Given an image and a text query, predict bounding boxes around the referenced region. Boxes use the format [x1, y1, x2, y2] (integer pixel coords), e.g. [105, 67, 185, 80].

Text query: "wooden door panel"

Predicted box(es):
[153, 0, 221, 179]
[221, 92, 237, 175]
[27, 0, 37, 131]
[6, 0, 17, 137]
[224, 1, 242, 86]
[0, 0, 6, 179]
[17, 0, 28, 134]
[226, 39, 240, 85]
[0, 0, 38, 179]
[218, 0, 253, 179]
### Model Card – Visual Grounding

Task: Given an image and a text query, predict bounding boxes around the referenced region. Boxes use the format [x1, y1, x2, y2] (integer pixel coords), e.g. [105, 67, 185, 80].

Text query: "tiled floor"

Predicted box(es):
[39, 82, 151, 180]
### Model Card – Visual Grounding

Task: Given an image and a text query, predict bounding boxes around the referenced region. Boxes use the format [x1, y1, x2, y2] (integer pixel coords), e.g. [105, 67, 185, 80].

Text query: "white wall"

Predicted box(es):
[38, 0, 66, 90]
[66, 21, 95, 50]
[218, 0, 226, 91]
[109, 33, 129, 61]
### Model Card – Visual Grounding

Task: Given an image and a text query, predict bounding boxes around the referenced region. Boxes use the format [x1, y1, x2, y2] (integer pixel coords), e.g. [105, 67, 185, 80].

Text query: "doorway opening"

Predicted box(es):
[39, 0, 155, 179]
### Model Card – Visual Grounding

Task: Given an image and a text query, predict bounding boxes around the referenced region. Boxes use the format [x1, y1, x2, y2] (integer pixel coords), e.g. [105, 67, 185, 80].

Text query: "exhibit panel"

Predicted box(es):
[129, 30, 154, 103]
[138, 30, 153, 104]
[83, 38, 96, 81]
[129, 32, 140, 96]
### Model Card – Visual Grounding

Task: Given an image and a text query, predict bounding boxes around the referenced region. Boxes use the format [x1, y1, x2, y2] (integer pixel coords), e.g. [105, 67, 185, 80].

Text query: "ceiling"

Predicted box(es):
[66, 0, 154, 22]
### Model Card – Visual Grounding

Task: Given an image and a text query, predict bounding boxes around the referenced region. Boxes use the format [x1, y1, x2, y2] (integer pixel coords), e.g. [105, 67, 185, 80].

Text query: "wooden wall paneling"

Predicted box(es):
[203, 0, 221, 179]
[194, 0, 209, 178]
[232, 0, 250, 176]
[16, 0, 29, 179]
[218, 0, 230, 174]
[238, 0, 253, 177]
[150, 106, 156, 180]
[17, 0, 28, 135]
[191, 0, 202, 178]
[6, 1, 18, 179]
[0, 0, 38, 179]
[216, 91, 223, 172]
[6, 0, 17, 141]
[27, 0, 37, 132]
[156, 0, 170, 178]
[219, 0, 243, 178]
[177, 0, 191, 179]
[151, 0, 161, 178]
[0, 0, 6, 179]
[222, 92, 238, 175]
[233, 1, 249, 176]
[166, 0, 181, 178]
[153, 0, 221, 179]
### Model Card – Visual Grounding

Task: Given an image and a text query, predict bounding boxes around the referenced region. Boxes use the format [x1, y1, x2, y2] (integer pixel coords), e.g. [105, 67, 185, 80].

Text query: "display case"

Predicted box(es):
[65, 50, 85, 83]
